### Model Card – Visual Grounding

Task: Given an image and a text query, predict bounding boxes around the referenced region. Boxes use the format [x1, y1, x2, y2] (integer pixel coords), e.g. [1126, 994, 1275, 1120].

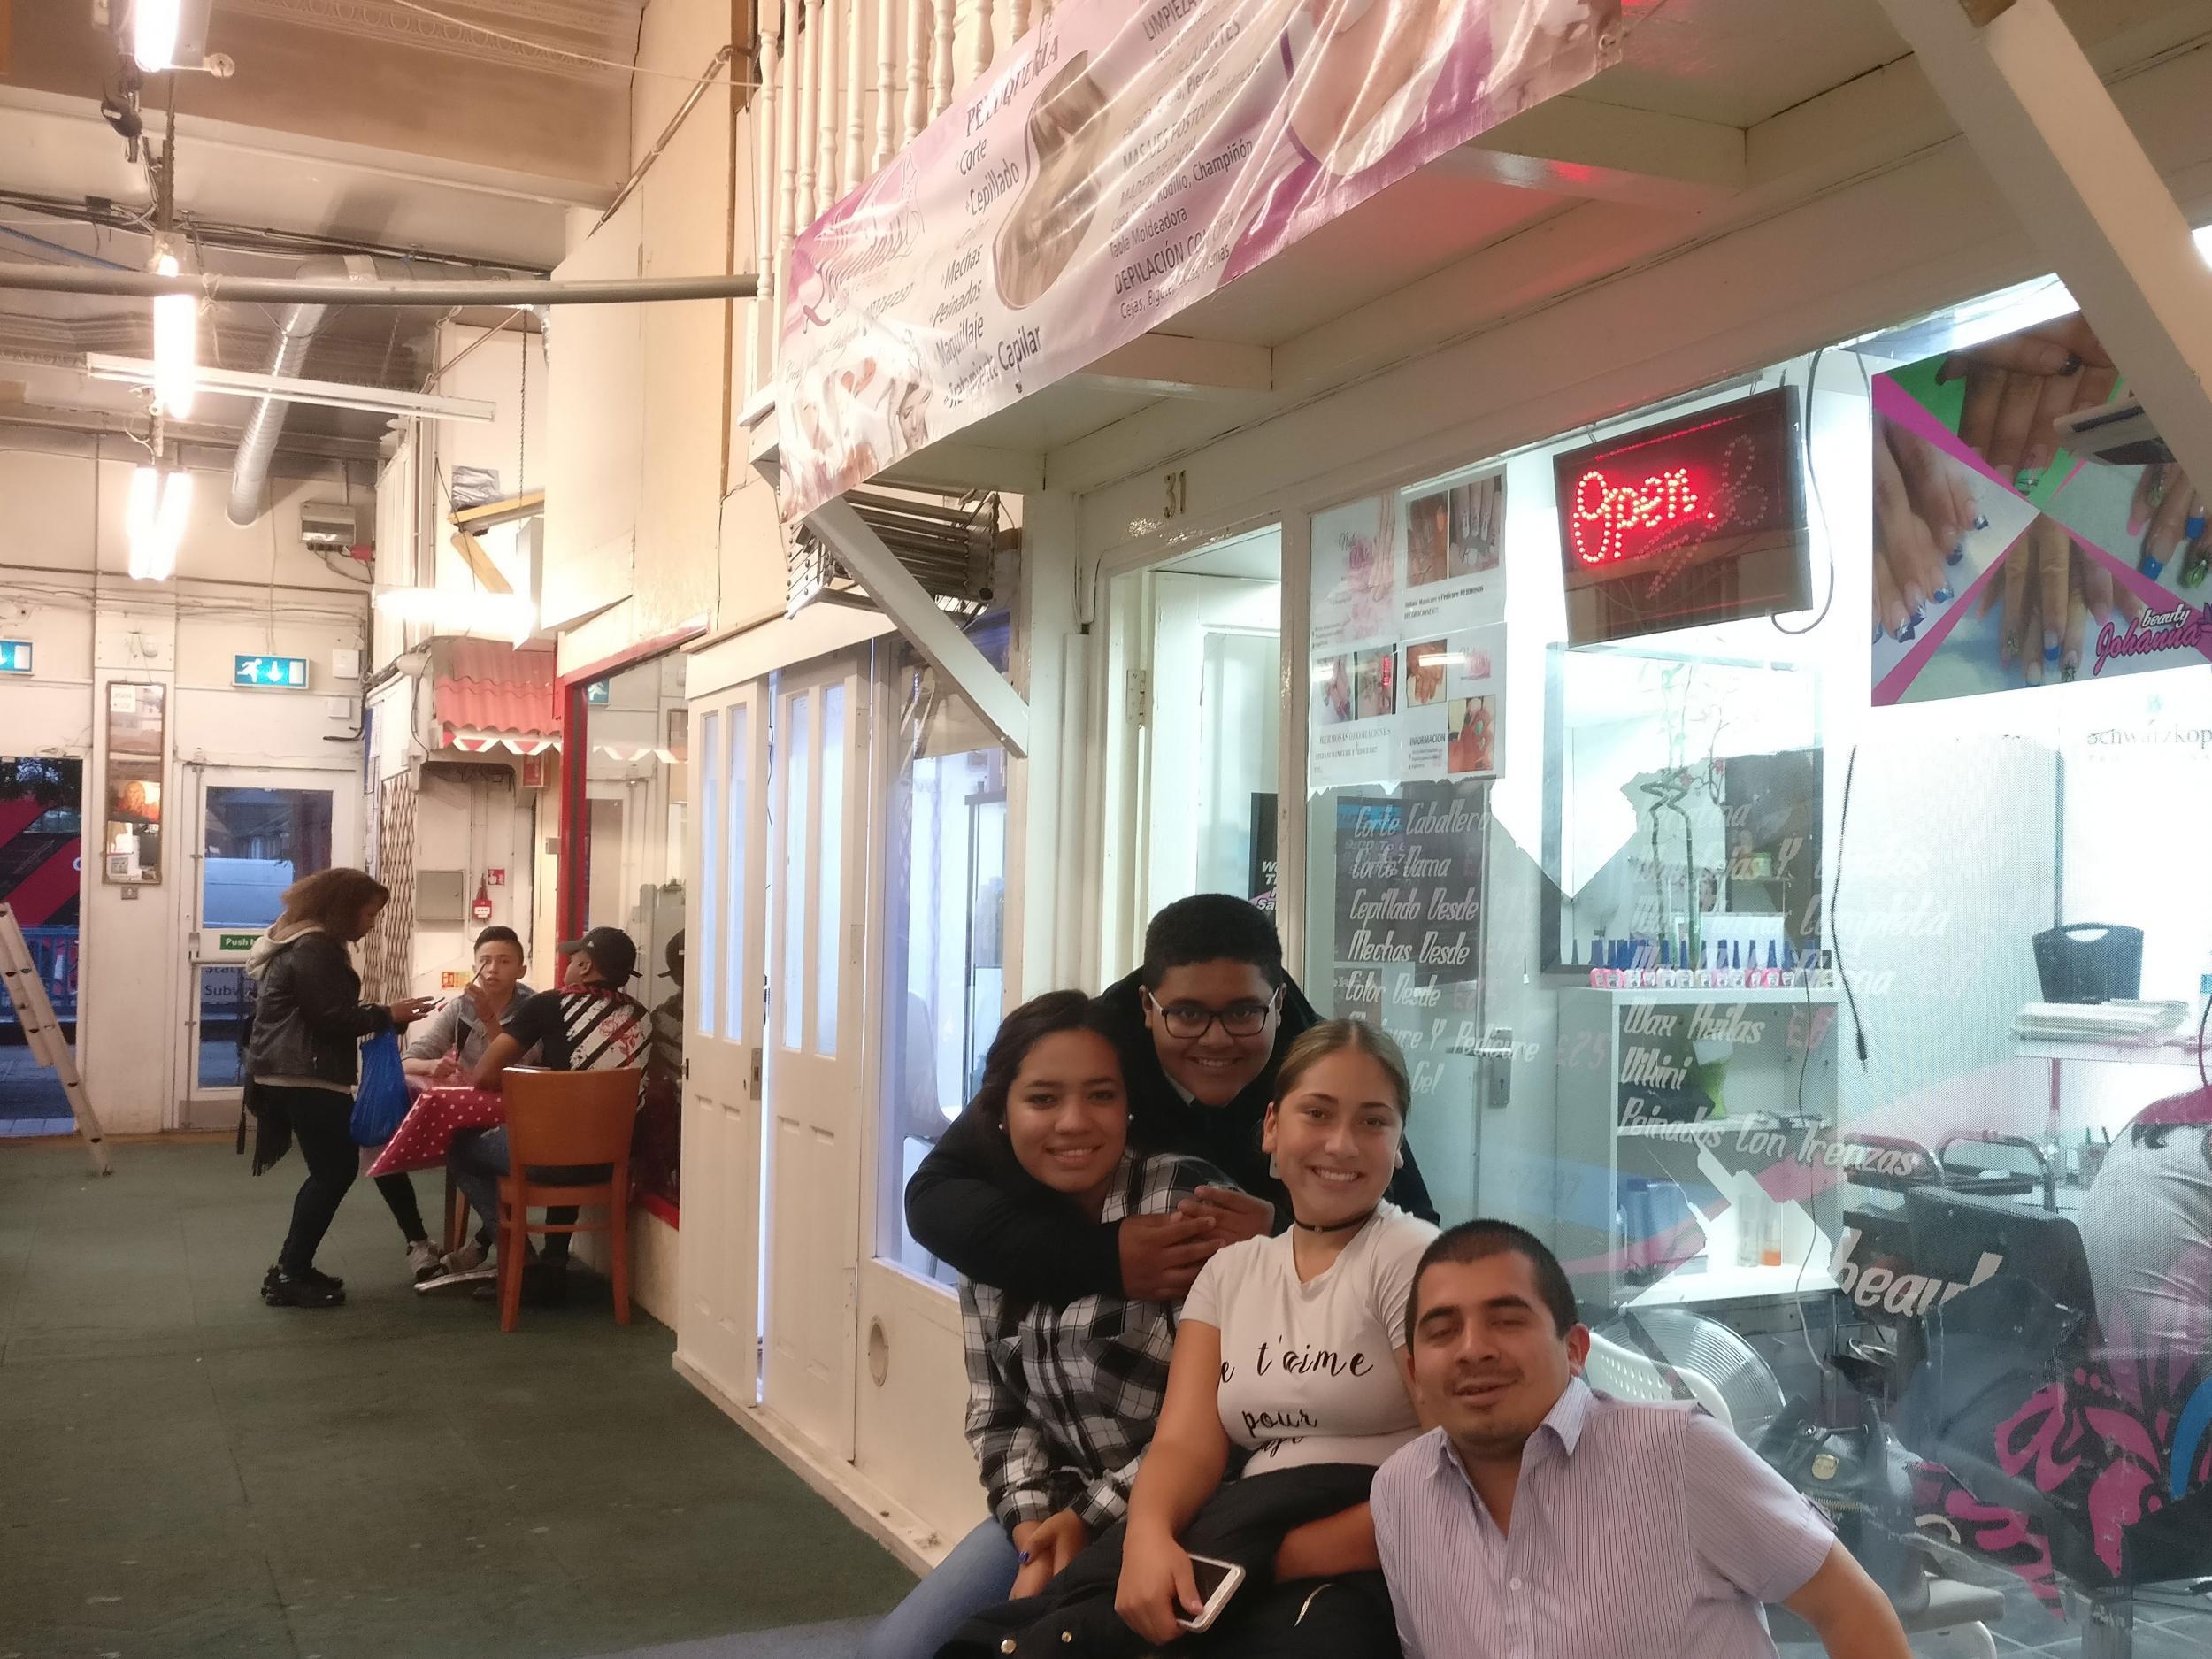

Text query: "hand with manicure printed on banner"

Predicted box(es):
[2128, 463, 2211, 588]
[1937, 312, 2117, 488]
[1873, 414, 1982, 642]
[1976, 513, 2144, 687]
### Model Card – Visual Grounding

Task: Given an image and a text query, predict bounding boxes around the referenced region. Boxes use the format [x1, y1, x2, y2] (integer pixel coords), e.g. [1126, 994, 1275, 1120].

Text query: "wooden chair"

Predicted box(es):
[495, 1066, 642, 1333]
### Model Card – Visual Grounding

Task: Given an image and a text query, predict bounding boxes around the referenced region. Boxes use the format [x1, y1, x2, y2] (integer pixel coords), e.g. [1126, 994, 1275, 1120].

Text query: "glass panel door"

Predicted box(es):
[182, 767, 355, 1123]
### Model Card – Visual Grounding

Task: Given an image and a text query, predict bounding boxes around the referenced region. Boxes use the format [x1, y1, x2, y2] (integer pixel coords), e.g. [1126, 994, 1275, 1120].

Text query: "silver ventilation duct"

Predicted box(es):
[225, 253, 374, 526]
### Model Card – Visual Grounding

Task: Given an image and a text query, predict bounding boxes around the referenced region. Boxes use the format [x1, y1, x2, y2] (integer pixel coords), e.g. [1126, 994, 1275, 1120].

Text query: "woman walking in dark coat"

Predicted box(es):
[243, 868, 435, 1308]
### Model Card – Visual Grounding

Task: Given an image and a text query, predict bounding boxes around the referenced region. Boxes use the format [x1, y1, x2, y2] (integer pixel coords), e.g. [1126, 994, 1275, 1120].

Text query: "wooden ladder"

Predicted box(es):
[0, 902, 111, 1175]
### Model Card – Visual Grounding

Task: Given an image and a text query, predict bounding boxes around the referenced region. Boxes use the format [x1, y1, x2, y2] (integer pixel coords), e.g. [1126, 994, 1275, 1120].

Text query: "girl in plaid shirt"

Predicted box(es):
[861, 991, 1229, 1659]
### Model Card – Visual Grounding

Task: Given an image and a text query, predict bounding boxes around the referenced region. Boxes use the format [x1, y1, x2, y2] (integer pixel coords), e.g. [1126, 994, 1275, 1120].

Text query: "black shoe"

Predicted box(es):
[262, 1271, 346, 1308]
[263, 1263, 344, 1293]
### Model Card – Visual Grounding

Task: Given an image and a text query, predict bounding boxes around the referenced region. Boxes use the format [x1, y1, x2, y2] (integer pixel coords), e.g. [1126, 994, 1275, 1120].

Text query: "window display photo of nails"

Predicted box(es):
[1874, 512, 2172, 705]
[1871, 412, 2029, 649]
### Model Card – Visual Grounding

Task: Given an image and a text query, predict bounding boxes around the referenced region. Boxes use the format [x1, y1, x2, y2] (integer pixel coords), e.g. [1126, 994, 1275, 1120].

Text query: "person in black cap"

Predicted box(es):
[429, 926, 649, 1288]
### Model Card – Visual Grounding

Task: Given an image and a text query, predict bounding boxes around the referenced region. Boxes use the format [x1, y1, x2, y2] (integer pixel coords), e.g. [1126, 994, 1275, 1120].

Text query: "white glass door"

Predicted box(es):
[761, 655, 868, 1461]
[180, 764, 357, 1127]
[677, 681, 770, 1405]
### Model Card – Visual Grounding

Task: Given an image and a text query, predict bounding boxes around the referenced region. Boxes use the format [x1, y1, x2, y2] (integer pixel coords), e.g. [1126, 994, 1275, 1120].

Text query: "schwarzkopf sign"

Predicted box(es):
[779, 0, 1622, 518]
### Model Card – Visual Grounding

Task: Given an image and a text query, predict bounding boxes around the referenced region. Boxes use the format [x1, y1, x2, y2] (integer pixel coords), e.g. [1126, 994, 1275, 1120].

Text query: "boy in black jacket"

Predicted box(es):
[904, 894, 1437, 1304]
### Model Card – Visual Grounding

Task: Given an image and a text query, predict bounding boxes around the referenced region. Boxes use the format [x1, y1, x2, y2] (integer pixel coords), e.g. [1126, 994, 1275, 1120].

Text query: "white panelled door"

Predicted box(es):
[677, 683, 769, 1406]
[761, 655, 868, 1461]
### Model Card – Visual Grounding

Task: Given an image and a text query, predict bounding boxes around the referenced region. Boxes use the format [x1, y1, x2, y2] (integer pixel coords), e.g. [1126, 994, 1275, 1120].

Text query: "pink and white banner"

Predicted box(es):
[778, 0, 1622, 519]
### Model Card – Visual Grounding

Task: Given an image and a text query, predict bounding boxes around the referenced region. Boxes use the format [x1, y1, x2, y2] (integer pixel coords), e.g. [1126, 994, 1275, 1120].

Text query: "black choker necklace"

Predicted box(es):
[1294, 1207, 1378, 1235]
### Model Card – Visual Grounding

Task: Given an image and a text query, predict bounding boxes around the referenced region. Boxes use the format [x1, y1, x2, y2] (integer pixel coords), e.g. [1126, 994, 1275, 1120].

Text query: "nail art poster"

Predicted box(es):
[1870, 309, 2212, 705]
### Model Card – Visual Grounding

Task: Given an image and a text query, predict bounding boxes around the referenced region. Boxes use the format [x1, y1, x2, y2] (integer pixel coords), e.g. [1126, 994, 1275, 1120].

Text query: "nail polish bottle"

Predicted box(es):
[1730, 940, 1745, 990]
[1764, 940, 1780, 989]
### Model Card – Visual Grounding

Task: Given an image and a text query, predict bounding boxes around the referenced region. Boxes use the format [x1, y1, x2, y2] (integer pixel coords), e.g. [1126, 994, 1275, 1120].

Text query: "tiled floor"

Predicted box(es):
[0, 1140, 916, 1659]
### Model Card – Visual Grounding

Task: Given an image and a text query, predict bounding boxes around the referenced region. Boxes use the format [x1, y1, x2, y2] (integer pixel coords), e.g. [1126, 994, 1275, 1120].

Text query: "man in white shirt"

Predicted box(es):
[1372, 1219, 1912, 1659]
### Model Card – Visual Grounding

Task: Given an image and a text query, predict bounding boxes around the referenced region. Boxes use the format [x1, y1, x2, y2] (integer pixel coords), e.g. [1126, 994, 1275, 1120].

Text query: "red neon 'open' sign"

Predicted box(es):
[1569, 464, 1717, 568]
[1552, 388, 1809, 642]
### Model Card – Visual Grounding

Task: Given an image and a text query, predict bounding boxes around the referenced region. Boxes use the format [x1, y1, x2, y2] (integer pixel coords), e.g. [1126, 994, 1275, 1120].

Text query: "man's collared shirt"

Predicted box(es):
[1371, 1378, 1835, 1659]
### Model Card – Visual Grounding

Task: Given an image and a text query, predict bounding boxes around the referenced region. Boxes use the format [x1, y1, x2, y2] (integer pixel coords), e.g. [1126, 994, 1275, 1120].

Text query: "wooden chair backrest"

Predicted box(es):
[501, 1066, 641, 1171]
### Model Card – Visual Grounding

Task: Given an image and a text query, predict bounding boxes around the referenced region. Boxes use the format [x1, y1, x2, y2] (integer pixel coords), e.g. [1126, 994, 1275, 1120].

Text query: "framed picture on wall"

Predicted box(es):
[103, 681, 165, 885]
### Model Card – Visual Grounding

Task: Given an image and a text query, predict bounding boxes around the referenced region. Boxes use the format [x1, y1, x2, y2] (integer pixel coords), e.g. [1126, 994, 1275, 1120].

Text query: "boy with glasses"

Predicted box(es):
[907, 894, 1437, 1304]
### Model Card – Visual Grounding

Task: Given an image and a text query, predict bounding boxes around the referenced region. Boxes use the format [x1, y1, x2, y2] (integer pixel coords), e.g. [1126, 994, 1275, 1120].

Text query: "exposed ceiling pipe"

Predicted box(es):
[226, 254, 376, 526]
[0, 265, 758, 306]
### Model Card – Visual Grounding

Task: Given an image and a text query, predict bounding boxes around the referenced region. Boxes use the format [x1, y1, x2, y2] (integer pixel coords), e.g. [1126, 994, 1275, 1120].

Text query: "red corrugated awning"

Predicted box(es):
[432, 641, 561, 754]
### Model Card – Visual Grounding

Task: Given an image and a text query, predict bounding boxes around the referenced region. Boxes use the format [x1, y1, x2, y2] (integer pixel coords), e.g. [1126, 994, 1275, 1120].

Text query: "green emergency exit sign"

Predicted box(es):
[234, 655, 308, 688]
[219, 933, 257, 951]
[0, 640, 30, 674]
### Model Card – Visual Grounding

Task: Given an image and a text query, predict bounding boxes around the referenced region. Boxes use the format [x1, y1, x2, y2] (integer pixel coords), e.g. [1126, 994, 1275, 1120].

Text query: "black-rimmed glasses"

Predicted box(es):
[1144, 987, 1281, 1040]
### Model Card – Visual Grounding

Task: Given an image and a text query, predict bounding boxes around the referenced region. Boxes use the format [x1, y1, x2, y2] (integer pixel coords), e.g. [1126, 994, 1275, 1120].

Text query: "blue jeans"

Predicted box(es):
[858, 1517, 1019, 1659]
[448, 1127, 594, 1263]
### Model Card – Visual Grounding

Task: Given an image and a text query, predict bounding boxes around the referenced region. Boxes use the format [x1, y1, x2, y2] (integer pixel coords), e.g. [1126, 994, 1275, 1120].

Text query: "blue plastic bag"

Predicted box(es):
[350, 1029, 411, 1146]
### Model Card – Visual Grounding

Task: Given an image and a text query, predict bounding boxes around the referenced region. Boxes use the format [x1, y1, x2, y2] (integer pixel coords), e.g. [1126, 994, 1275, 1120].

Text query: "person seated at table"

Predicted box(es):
[945, 1019, 1434, 1655]
[370, 926, 536, 1281]
[905, 895, 1439, 1312]
[434, 926, 648, 1289]
[857, 991, 1230, 1659]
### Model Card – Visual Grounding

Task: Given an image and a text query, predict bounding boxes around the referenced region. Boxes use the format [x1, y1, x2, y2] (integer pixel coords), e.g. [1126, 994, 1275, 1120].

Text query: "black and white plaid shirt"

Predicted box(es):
[961, 1149, 1226, 1533]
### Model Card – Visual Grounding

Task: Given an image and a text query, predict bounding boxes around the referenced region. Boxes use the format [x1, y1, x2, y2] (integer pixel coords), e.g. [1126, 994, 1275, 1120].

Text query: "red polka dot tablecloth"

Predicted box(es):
[365, 1087, 504, 1179]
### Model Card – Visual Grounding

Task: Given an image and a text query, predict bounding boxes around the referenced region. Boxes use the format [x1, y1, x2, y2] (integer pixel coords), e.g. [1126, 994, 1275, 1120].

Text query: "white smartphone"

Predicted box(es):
[1175, 1554, 1246, 1634]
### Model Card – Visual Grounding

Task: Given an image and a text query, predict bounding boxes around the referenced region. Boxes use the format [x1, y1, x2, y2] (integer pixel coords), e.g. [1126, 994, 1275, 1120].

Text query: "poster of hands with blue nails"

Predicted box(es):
[1871, 311, 2212, 706]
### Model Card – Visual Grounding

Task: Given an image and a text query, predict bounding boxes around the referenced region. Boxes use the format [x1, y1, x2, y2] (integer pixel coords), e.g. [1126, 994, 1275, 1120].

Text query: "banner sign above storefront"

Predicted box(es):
[778, 0, 1623, 519]
[1555, 388, 1809, 645]
[1869, 309, 2212, 704]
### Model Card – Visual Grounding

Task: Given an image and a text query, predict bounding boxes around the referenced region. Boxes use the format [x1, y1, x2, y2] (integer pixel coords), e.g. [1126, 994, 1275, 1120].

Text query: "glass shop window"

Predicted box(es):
[1301, 270, 2212, 1638]
[877, 622, 1013, 1284]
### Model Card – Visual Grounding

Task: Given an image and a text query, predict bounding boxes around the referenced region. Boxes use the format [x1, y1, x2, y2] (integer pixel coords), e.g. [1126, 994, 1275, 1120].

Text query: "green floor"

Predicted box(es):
[0, 1140, 915, 1659]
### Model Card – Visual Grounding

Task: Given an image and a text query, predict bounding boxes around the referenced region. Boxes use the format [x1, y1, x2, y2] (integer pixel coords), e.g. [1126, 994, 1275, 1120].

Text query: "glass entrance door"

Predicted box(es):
[180, 767, 354, 1126]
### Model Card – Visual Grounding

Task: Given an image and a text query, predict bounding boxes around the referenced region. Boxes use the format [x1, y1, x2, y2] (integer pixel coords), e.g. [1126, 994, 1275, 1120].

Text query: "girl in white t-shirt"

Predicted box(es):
[1116, 1018, 1438, 1654]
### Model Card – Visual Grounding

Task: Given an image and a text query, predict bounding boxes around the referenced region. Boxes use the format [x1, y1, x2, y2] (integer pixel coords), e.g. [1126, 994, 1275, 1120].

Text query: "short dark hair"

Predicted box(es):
[1141, 894, 1285, 990]
[966, 990, 1125, 1133]
[1405, 1220, 1580, 1348]
[473, 926, 524, 956]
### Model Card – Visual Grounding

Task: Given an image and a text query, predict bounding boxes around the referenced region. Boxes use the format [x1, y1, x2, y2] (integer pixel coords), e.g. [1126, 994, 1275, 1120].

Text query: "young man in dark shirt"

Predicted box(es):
[426, 927, 649, 1292]
[904, 894, 1438, 1304]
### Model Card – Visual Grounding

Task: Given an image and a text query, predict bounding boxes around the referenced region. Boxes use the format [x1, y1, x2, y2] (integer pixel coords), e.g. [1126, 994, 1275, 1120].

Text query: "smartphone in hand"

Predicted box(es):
[1176, 1555, 1246, 1634]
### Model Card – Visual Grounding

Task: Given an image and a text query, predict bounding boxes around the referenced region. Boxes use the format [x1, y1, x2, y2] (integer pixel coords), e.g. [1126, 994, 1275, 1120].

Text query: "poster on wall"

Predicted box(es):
[778, 1, 1623, 519]
[1311, 478, 1507, 790]
[1329, 785, 1487, 1087]
[1870, 311, 2212, 703]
